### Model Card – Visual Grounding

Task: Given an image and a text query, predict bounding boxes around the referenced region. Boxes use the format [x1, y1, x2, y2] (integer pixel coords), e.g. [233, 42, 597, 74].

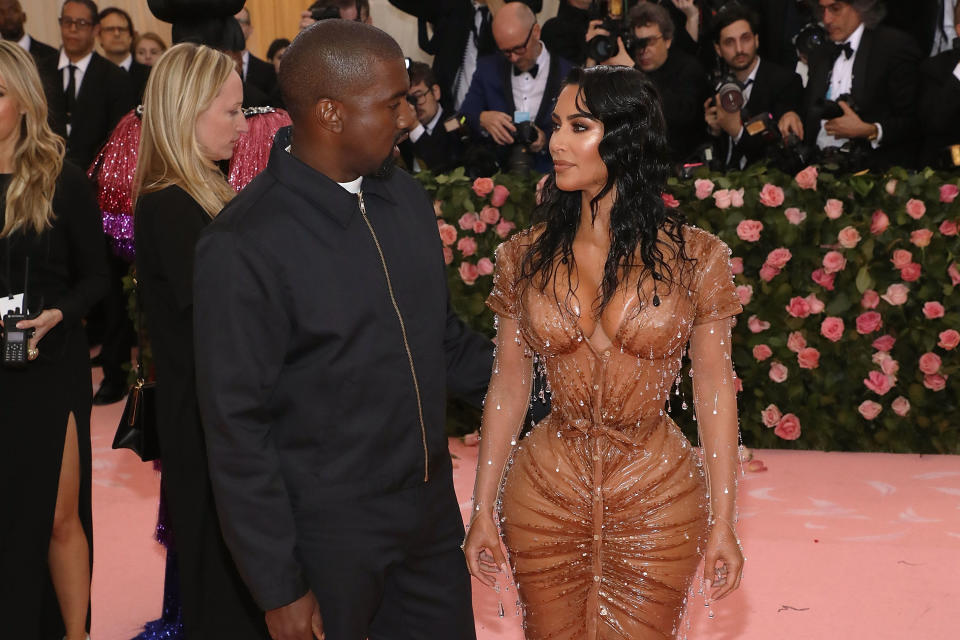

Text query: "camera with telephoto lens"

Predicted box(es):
[506, 112, 540, 174]
[586, 0, 639, 63]
[709, 66, 745, 113]
[794, 22, 829, 61]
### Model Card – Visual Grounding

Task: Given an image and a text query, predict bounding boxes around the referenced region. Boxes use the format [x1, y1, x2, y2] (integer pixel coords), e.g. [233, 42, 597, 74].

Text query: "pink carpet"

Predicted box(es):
[87, 371, 960, 639]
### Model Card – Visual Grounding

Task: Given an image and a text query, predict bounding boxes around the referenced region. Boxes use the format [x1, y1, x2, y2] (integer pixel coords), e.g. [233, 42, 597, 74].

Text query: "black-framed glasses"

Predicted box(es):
[407, 89, 431, 105]
[59, 17, 94, 30]
[101, 25, 130, 35]
[499, 23, 536, 57]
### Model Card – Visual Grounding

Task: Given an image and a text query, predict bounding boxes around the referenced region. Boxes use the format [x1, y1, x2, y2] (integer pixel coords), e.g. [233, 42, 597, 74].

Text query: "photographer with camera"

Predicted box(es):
[919, 2, 960, 168]
[460, 2, 573, 173]
[299, 0, 370, 30]
[704, 2, 803, 169]
[399, 61, 468, 173]
[777, 0, 921, 171]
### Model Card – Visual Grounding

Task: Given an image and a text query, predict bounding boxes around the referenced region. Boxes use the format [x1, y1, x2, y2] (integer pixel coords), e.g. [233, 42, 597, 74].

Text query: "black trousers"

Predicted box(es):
[295, 464, 476, 640]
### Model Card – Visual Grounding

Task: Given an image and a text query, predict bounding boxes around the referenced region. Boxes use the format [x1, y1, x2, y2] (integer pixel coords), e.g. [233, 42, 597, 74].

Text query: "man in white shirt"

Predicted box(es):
[235, 5, 277, 98]
[401, 61, 466, 172]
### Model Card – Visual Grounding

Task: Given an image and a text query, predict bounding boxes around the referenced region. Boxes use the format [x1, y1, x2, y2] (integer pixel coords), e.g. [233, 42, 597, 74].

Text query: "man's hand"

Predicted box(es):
[299, 10, 316, 31]
[529, 125, 547, 153]
[715, 101, 743, 139]
[265, 591, 324, 640]
[479, 110, 516, 145]
[585, 19, 609, 43]
[704, 98, 721, 136]
[778, 111, 804, 141]
[596, 37, 637, 67]
[823, 101, 875, 140]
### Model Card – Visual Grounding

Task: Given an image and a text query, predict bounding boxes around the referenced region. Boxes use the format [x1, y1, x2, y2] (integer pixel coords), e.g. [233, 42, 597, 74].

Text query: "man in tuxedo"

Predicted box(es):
[195, 19, 491, 640]
[97, 7, 149, 98]
[400, 61, 466, 173]
[235, 5, 277, 98]
[0, 0, 57, 63]
[388, 0, 542, 111]
[778, 0, 921, 170]
[460, 2, 572, 173]
[919, 3, 960, 167]
[704, 2, 803, 169]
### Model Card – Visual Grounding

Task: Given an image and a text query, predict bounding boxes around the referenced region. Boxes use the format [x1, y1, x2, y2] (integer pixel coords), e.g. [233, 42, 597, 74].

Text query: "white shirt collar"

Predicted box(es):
[843, 22, 865, 53]
[337, 176, 363, 194]
[58, 48, 94, 73]
[425, 104, 444, 135]
[744, 56, 761, 85]
[119, 54, 132, 71]
[16, 33, 30, 51]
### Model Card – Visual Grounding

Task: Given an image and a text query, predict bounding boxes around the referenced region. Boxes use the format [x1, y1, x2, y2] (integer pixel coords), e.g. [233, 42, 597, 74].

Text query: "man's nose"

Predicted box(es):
[399, 100, 416, 130]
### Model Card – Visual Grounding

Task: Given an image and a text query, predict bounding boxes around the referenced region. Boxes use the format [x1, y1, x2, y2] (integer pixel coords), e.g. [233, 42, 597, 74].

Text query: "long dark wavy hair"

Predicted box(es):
[519, 65, 692, 318]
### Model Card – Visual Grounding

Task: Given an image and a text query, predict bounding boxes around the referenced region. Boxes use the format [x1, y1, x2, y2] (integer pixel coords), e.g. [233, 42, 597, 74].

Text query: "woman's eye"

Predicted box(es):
[551, 122, 561, 131]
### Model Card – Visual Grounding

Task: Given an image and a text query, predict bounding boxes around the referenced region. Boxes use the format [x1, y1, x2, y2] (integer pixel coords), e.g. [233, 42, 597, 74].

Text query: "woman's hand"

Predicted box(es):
[16, 309, 63, 360]
[463, 512, 506, 589]
[703, 519, 744, 602]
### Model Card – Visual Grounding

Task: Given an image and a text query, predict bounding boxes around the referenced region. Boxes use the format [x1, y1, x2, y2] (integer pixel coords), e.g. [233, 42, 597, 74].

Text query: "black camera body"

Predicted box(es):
[710, 67, 746, 113]
[815, 93, 857, 121]
[586, 0, 638, 63]
[310, 6, 340, 20]
[794, 22, 830, 61]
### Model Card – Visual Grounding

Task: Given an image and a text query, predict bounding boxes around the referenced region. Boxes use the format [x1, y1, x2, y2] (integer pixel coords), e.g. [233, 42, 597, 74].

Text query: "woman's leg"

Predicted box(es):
[48, 412, 91, 640]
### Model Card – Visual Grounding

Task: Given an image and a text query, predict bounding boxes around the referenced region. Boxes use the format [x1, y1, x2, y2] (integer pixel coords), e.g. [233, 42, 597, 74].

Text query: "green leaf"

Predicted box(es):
[855, 266, 874, 293]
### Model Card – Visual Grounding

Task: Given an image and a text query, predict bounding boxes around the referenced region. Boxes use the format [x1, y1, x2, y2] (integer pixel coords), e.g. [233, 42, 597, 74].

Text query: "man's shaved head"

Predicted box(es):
[279, 19, 403, 121]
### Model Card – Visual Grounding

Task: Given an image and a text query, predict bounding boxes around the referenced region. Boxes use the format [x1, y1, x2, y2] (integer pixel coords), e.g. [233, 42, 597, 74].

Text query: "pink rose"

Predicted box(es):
[458, 261, 479, 285]
[785, 296, 812, 319]
[940, 184, 959, 203]
[472, 220, 488, 234]
[855, 311, 883, 335]
[766, 248, 793, 269]
[784, 207, 807, 224]
[797, 347, 820, 370]
[736, 219, 764, 242]
[863, 371, 894, 395]
[872, 335, 896, 352]
[712, 189, 732, 209]
[734, 376, 743, 393]
[923, 373, 948, 391]
[761, 404, 782, 428]
[494, 219, 516, 239]
[759, 183, 785, 207]
[870, 209, 890, 235]
[881, 284, 909, 306]
[910, 229, 933, 248]
[938, 329, 960, 350]
[695, 178, 715, 200]
[661, 192, 680, 208]
[858, 400, 883, 420]
[885, 179, 898, 195]
[787, 331, 807, 353]
[918, 352, 942, 375]
[442, 247, 453, 265]
[438, 223, 458, 246]
[891, 249, 913, 269]
[730, 257, 744, 275]
[456, 237, 477, 257]
[730, 188, 745, 207]
[458, 211, 479, 231]
[923, 301, 945, 319]
[759, 263, 780, 282]
[536, 174, 549, 204]
[490, 184, 510, 207]
[837, 226, 861, 249]
[891, 396, 911, 417]
[477, 257, 494, 276]
[820, 316, 845, 342]
[900, 262, 922, 282]
[949, 262, 960, 286]
[753, 344, 773, 361]
[805, 294, 825, 314]
[811, 268, 836, 290]
[433, 200, 444, 216]
[471, 177, 494, 198]
[479, 206, 501, 225]
[747, 314, 771, 333]
[774, 413, 802, 440]
[824, 198, 844, 219]
[735, 284, 753, 306]
[879, 355, 899, 377]
[905, 198, 926, 220]
[822, 250, 847, 274]
[861, 289, 879, 309]
[769, 361, 789, 383]
[795, 166, 818, 190]
[940, 220, 958, 236]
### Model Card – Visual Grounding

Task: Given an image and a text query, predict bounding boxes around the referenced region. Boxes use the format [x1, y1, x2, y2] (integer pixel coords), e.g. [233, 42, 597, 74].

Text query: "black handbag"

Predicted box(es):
[112, 278, 160, 461]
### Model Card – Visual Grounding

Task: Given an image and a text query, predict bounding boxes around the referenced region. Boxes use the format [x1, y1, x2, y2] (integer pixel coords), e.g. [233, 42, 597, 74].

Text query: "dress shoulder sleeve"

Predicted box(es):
[693, 233, 742, 325]
[486, 235, 526, 320]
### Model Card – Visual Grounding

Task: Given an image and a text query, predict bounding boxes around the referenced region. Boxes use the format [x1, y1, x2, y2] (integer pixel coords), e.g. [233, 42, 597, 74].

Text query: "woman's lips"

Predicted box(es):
[553, 160, 574, 172]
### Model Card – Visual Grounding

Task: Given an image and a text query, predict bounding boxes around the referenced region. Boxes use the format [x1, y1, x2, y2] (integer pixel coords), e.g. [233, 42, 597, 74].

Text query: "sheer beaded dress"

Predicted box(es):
[476, 224, 742, 639]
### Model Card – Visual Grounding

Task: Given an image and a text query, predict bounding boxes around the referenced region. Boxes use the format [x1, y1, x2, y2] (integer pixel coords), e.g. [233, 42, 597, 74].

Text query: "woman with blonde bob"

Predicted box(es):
[133, 42, 266, 639]
[0, 41, 108, 639]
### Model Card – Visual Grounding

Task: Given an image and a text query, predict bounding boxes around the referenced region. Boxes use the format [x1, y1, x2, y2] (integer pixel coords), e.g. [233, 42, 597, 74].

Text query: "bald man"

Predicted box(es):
[460, 2, 572, 173]
[194, 19, 491, 640]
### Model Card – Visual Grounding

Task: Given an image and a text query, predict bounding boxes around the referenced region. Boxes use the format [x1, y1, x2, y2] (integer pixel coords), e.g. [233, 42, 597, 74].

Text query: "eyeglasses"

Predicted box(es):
[407, 90, 431, 105]
[101, 26, 130, 35]
[59, 17, 94, 31]
[499, 23, 536, 57]
[634, 34, 663, 51]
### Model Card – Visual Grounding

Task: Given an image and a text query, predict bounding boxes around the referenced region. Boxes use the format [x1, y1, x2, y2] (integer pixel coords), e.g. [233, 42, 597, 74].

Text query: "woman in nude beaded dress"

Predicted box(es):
[463, 66, 744, 639]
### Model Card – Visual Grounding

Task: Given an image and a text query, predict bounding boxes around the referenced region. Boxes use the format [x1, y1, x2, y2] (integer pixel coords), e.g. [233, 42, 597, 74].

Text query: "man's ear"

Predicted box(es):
[431, 84, 441, 101]
[316, 98, 343, 133]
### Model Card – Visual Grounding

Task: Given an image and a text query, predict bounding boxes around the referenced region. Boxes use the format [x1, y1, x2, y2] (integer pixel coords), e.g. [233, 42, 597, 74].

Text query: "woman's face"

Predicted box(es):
[549, 84, 607, 197]
[135, 39, 164, 66]
[195, 71, 247, 162]
[0, 72, 24, 154]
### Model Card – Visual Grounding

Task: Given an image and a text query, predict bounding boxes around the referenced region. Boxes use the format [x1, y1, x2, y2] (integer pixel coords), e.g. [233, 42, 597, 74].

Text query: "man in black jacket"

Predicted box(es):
[704, 2, 803, 169]
[235, 5, 277, 98]
[778, 0, 921, 171]
[0, 0, 57, 64]
[918, 4, 960, 168]
[400, 61, 465, 173]
[97, 7, 149, 99]
[195, 20, 491, 640]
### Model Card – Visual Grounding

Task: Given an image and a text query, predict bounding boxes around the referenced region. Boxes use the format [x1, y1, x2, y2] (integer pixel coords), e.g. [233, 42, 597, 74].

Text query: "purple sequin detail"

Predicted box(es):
[102, 211, 136, 262]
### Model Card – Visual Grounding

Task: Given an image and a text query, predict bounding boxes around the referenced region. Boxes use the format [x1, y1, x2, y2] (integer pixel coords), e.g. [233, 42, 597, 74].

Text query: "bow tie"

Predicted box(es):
[514, 63, 539, 78]
[836, 42, 854, 59]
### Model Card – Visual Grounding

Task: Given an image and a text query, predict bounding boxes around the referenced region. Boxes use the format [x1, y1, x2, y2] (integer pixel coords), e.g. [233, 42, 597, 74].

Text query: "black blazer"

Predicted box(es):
[245, 52, 277, 97]
[127, 59, 151, 100]
[40, 51, 136, 171]
[918, 47, 960, 168]
[801, 26, 921, 170]
[883, 0, 940, 55]
[408, 110, 466, 173]
[27, 35, 58, 64]
[387, 0, 542, 110]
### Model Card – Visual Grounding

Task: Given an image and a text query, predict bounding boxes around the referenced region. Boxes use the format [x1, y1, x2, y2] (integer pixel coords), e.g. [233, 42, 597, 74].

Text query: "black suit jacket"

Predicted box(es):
[27, 35, 58, 64]
[883, 0, 940, 55]
[407, 110, 466, 173]
[919, 48, 960, 168]
[245, 52, 277, 97]
[801, 26, 921, 170]
[127, 59, 151, 100]
[387, 0, 542, 110]
[40, 51, 136, 171]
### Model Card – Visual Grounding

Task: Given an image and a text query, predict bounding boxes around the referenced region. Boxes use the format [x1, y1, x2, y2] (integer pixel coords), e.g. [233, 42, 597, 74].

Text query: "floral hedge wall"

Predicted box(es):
[420, 165, 960, 454]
